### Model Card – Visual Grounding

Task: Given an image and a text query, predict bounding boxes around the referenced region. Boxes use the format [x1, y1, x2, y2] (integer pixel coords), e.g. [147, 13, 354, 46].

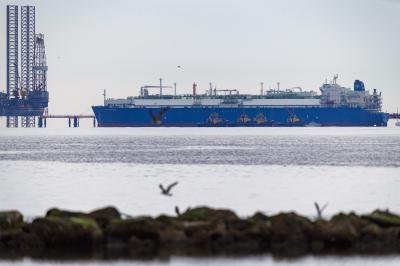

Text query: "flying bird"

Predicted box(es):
[314, 202, 329, 220]
[159, 181, 179, 196]
[149, 107, 170, 125]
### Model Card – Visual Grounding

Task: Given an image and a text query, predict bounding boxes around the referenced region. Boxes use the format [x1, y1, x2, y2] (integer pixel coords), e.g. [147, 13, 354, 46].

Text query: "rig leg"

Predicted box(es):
[93, 117, 96, 128]
[44, 118, 47, 128]
[68, 118, 71, 128]
[6, 116, 18, 128]
[21, 117, 27, 128]
[38, 117, 43, 128]
[73, 117, 78, 128]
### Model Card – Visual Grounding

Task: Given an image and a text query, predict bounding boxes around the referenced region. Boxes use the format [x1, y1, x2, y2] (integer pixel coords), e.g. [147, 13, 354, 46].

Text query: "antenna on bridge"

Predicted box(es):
[260, 82, 264, 96]
[174, 82, 176, 97]
[333, 74, 338, 84]
[102, 89, 106, 104]
[159, 78, 163, 97]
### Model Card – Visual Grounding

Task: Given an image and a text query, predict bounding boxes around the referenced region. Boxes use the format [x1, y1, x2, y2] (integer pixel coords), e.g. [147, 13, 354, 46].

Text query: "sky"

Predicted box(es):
[0, 0, 399, 114]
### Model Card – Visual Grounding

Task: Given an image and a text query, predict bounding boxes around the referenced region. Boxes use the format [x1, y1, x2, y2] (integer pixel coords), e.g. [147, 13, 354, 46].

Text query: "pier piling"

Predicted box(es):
[73, 117, 79, 128]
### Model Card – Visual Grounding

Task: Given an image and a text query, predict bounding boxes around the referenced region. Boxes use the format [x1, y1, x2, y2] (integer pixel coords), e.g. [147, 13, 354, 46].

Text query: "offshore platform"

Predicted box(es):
[0, 5, 49, 127]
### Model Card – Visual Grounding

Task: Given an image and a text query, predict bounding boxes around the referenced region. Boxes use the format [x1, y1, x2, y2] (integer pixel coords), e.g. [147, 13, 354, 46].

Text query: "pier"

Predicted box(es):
[38, 114, 96, 128]
[4, 114, 96, 128]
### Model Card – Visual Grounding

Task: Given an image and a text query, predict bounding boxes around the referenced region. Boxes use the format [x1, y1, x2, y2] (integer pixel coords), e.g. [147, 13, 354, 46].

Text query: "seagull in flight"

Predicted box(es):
[314, 202, 329, 219]
[159, 181, 179, 196]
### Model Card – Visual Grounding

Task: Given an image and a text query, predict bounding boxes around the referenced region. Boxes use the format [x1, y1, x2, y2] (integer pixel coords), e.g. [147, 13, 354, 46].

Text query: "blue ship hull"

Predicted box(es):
[92, 106, 389, 127]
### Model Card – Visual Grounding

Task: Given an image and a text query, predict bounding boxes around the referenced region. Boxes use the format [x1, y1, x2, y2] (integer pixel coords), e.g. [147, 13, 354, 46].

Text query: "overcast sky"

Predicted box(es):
[1, 0, 399, 113]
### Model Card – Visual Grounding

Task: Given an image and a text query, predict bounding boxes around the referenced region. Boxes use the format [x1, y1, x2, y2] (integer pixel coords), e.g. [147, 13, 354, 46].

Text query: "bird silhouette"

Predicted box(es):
[149, 107, 170, 125]
[314, 202, 329, 220]
[175, 206, 181, 216]
[159, 181, 178, 196]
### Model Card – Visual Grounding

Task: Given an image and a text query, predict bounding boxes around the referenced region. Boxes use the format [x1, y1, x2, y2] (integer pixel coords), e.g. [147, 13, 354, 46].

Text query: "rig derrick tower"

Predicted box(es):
[33, 34, 48, 92]
[21, 6, 35, 95]
[6, 5, 18, 100]
[6, 5, 19, 127]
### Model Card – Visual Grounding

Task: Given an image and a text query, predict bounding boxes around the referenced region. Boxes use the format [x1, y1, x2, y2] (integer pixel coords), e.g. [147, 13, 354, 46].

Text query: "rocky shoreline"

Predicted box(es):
[1, 206, 400, 259]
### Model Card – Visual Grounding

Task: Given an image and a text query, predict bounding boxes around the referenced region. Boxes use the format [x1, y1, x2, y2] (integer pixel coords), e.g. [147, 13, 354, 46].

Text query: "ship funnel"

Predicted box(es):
[354, 80, 365, 91]
[193, 83, 197, 97]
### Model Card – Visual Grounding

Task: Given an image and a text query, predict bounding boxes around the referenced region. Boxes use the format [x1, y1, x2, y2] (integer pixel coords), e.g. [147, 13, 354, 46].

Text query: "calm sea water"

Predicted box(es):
[0, 125, 399, 265]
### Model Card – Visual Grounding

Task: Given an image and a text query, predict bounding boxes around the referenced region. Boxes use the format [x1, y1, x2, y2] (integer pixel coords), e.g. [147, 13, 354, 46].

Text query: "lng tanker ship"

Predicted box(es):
[92, 76, 389, 127]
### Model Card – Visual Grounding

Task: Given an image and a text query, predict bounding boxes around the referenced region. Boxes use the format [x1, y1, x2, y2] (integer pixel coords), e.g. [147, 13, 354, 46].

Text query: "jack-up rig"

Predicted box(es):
[0, 5, 49, 127]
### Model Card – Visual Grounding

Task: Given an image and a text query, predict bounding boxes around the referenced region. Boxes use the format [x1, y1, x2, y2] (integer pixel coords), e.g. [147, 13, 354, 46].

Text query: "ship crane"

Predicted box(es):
[140, 85, 172, 97]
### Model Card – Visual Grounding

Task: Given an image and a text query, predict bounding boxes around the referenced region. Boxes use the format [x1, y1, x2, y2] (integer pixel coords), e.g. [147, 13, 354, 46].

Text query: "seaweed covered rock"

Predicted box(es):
[183, 220, 224, 246]
[178, 207, 238, 222]
[0, 211, 23, 230]
[250, 212, 269, 222]
[0, 225, 44, 252]
[268, 212, 314, 252]
[31, 216, 102, 248]
[46, 207, 121, 230]
[224, 218, 271, 251]
[46, 208, 89, 219]
[106, 216, 162, 243]
[177, 207, 244, 248]
[0, 212, 34, 253]
[311, 212, 384, 251]
[89, 206, 121, 228]
[155, 215, 186, 244]
[325, 213, 369, 244]
[106, 215, 187, 251]
[362, 210, 400, 227]
[183, 215, 269, 251]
